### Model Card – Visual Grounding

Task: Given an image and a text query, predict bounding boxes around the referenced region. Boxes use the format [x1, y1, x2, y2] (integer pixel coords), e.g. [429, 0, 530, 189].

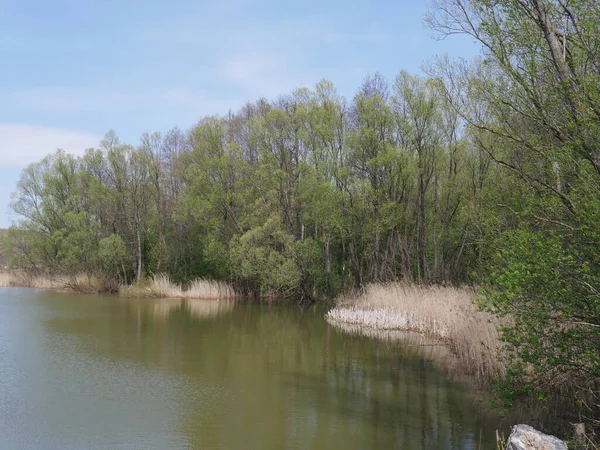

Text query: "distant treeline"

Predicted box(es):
[0, 229, 7, 267]
[5, 72, 490, 297]
[4, 0, 599, 431]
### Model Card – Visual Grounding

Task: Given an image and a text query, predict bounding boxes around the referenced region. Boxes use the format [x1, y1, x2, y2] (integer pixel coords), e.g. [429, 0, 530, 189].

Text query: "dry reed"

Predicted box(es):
[2, 270, 235, 299]
[0, 271, 88, 290]
[186, 279, 236, 299]
[0, 272, 11, 287]
[119, 273, 237, 300]
[0, 271, 118, 294]
[326, 283, 506, 385]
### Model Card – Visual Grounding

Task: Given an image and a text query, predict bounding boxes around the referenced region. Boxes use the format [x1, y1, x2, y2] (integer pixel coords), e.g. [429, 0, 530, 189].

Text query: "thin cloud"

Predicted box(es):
[219, 50, 337, 101]
[10, 87, 151, 114]
[9, 86, 236, 115]
[0, 124, 101, 167]
[325, 32, 389, 42]
[223, 52, 278, 84]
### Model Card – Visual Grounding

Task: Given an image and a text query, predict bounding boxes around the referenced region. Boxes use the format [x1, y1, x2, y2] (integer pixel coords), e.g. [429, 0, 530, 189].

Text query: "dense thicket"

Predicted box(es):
[5, 73, 494, 297]
[428, 0, 600, 433]
[4, 0, 599, 435]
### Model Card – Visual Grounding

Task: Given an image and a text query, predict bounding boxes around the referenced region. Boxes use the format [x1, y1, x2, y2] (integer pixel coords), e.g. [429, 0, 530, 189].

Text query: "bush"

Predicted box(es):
[483, 226, 599, 427]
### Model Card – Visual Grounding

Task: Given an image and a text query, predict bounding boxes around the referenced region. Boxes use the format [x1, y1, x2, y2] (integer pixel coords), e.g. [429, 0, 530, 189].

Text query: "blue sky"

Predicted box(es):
[0, 0, 479, 227]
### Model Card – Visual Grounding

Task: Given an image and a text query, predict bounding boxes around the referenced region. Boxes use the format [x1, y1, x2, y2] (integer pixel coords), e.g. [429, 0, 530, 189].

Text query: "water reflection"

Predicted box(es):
[125, 297, 236, 321]
[0, 288, 507, 449]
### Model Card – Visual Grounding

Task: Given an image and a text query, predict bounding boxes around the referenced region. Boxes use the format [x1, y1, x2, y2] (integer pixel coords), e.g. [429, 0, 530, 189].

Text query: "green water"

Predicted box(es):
[0, 287, 506, 449]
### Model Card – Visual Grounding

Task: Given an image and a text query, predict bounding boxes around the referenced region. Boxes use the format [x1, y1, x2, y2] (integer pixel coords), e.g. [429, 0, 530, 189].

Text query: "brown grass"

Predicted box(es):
[0, 271, 119, 293]
[2, 271, 236, 299]
[326, 283, 506, 385]
[0, 271, 76, 290]
[119, 273, 237, 300]
[0, 272, 11, 287]
[0, 271, 62, 288]
[187, 278, 236, 299]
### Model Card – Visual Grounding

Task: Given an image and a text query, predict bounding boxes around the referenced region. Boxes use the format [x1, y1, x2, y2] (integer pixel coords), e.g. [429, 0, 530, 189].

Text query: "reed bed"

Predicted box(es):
[2, 271, 236, 299]
[0, 272, 11, 287]
[0, 271, 52, 288]
[187, 279, 236, 300]
[326, 283, 506, 385]
[119, 273, 237, 300]
[0, 271, 112, 292]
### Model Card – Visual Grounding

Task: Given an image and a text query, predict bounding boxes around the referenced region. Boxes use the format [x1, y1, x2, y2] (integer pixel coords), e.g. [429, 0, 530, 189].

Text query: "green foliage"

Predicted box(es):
[3, 0, 598, 438]
[7, 74, 485, 297]
[229, 215, 301, 295]
[484, 225, 599, 402]
[427, 0, 600, 430]
[54, 211, 100, 274]
[99, 234, 129, 279]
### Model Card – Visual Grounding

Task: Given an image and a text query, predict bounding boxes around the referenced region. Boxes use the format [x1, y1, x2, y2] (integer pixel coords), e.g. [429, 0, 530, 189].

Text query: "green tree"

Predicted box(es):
[428, 0, 600, 426]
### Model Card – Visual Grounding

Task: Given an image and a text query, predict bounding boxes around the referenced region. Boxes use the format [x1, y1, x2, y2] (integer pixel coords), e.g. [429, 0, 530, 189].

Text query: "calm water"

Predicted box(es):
[0, 287, 505, 449]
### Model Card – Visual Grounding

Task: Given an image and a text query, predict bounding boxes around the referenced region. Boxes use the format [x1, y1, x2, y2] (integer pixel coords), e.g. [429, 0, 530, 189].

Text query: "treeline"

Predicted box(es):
[5, 72, 494, 297]
[4, 0, 599, 430]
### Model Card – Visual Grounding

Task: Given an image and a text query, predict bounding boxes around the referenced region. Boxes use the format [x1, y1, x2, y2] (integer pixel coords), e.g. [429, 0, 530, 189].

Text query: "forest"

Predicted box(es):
[5, 72, 485, 296]
[3, 0, 599, 438]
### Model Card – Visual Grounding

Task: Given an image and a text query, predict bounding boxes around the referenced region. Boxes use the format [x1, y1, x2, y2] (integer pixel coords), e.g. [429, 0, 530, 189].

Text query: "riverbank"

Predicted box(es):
[0, 271, 89, 291]
[0, 271, 237, 300]
[326, 283, 506, 386]
[326, 286, 600, 447]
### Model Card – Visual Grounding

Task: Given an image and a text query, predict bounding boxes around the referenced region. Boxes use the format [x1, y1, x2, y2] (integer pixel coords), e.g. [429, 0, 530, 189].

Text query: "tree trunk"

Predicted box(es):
[136, 227, 142, 282]
[531, 0, 572, 81]
[349, 242, 362, 288]
[418, 176, 428, 283]
[324, 236, 331, 297]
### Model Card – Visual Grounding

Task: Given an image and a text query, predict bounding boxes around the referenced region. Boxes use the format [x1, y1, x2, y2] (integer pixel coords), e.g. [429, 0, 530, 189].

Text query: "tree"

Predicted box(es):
[428, 0, 600, 427]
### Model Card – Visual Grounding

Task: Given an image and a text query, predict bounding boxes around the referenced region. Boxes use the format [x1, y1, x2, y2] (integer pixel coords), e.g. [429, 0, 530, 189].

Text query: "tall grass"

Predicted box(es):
[326, 283, 506, 385]
[0, 271, 64, 288]
[0, 272, 11, 287]
[0, 271, 117, 293]
[119, 273, 237, 300]
[187, 278, 236, 299]
[2, 270, 236, 299]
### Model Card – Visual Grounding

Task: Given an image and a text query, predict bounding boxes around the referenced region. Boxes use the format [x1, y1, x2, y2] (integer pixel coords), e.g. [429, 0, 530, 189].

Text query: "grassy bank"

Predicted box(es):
[326, 283, 506, 385]
[0, 271, 237, 300]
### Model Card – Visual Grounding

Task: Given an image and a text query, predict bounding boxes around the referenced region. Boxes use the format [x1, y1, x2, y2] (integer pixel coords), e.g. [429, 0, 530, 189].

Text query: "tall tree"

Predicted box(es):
[428, 0, 600, 426]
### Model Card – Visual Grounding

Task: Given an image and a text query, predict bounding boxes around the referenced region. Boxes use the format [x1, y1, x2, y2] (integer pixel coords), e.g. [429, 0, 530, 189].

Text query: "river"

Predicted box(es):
[0, 287, 507, 449]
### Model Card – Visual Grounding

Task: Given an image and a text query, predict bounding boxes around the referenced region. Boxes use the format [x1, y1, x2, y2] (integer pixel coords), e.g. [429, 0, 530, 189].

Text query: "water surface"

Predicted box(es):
[0, 288, 504, 449]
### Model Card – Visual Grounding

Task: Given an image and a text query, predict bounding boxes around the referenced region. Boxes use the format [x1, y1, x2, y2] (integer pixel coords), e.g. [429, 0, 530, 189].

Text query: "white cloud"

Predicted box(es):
[219, 52, 326, 100]
[159, 88, 237, 114]
[224, 53, 275, 84]
[0, 124, 101, 167]
[10, 87, 148, 114]
[9, 86, 237, 118]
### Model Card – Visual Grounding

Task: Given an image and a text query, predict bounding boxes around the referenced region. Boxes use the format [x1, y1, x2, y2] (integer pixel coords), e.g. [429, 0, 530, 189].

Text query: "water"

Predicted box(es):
[0, 287, 505, 449]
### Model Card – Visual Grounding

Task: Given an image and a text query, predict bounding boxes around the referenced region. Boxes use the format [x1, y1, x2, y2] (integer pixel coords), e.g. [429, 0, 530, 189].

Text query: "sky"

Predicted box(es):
[0, 0, 480, 228]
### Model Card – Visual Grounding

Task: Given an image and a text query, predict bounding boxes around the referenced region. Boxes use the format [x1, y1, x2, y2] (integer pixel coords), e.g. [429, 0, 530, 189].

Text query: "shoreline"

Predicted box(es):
[2, 275, 582, 446]
[325, 283, 506, 387]
[0, 271, 237, 301]
[325, 284, 592, 446]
